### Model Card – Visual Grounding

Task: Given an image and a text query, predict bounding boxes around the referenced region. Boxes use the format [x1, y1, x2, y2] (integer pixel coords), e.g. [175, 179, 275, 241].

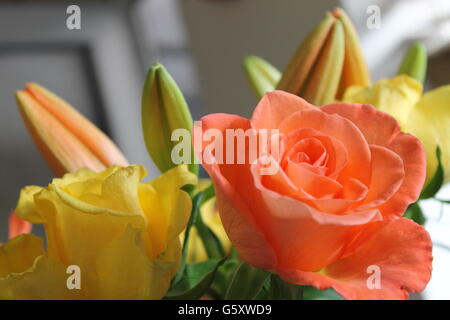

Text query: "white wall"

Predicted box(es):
[180, 0, 339, 118]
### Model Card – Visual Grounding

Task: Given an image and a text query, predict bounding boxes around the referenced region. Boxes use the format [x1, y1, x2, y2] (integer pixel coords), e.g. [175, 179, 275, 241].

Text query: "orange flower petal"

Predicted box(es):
[279, 108, 371, 185]
[303, 178, 369, 214]
[280, 128, 348, 179]
[194, 114, 278, 269]
[321, 103, 401, 146]
[359, 145, 404, 210]
[213, 174, 278, 269]
[251, 162, 381, 271]
[378, 133, 426, 217]
[284, 157, 342, 198]
[261, 161, 310, 199]
[278, 218, 432, 300]
[321, 103, 426, 218]
[251, 90, 314, 130]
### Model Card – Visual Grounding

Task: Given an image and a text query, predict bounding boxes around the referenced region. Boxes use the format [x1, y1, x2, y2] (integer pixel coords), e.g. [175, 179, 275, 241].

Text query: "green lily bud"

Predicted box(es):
[141, 63, 198, 175]
[243, 55, 281, 99]
[397, 42, 427, 84]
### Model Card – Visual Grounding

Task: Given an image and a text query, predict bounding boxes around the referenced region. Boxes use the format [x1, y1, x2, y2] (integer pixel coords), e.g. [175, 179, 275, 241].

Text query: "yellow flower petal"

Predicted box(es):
[343, 75, 422, 127]
[0, 255, 82, 300]
[93, 226, 176, 299]
[185, 227, 208, 263]
[0, 234, 81, 300]
[0, 234, 44, 278]
[406, 85, 450, 182]
[33, 168, 148, 268]
[10, 164, 194, 299]
[15, 186, 45, 224]
[139, 164, 197, 258]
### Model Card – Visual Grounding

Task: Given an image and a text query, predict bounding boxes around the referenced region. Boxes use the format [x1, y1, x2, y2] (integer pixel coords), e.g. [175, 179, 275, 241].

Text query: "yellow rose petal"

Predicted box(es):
[93, 226, 175, 300]
[9, 164, 194, 299]
[0, 234, 44, 278]
[140, 165, 197, 258]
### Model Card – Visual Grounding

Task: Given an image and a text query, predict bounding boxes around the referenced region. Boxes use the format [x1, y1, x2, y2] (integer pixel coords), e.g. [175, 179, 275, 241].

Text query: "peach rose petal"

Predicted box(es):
[303, 178, 369, 214]
[251, 90, 315, 130]
[279, 108, 371, 185]
[280, 128, 349, 179]
[284, 158, 342, 198]
[261, 160, 312, 200]
[378, 133, 426, 218]
[251, 162, 382, 271]
[194, 114, 278, 269]
[321, 103, 401, 146]
[212, 173, 278, 269]
[322, 103, 426, 218]
[339, 178, 368, 200]
[252, 160, 381, 224]
[277, 218, 433, 300]
[358, 145, 405, 210]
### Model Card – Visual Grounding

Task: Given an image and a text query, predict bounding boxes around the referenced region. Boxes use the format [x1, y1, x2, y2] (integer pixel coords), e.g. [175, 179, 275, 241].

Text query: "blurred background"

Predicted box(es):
[0, 0, 449, 299]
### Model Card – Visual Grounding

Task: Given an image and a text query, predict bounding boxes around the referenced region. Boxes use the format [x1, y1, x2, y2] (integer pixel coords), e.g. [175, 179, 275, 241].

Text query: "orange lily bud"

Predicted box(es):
[8, 212, 32, 240]
[16, 83, 128, 176]
[302, 19, 345, 105]
[277, 13, 336, 96]
[277, 8, 370, 105]
[333, 8, 371, 97]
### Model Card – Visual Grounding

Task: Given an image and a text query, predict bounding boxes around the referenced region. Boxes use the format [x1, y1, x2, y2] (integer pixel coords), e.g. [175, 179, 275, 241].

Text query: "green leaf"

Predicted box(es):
[303, 286, 343, 300]
[165, 258, 226, 300]
[209, 259, 240, 299]
[173, 184, 215, 285]
[243, 55, 281, 99]
[436, 198, 450, 204]
[254, 276, 272, 299]
[420, 146, 444, 199]
[225, 262, 271, 300]
[397, 42, 427, 84]
[168, 260, 221, 296]
[266, 274, 304, 300]
[404, 202, 426, 225]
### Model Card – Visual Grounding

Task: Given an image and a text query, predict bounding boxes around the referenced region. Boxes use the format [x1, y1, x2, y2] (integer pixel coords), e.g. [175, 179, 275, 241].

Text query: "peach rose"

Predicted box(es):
[195, 91, 432, 300]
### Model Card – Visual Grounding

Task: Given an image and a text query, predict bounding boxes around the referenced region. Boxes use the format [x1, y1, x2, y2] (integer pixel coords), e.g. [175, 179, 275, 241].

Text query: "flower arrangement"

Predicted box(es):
[2, 7, 449, 300]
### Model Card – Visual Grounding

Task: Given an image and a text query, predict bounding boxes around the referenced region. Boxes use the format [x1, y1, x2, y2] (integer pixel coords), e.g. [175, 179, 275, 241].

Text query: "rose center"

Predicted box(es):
[283, 137, 329, 170]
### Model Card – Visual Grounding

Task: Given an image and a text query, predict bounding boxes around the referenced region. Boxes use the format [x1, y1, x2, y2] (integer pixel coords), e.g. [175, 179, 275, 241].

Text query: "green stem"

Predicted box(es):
[173, 184, 215, 285]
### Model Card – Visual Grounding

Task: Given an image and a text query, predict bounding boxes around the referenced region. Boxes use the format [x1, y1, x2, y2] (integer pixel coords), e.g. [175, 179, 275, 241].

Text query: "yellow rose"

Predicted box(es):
[0, 164, 196, 299]
[343, 75, 450, 184]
